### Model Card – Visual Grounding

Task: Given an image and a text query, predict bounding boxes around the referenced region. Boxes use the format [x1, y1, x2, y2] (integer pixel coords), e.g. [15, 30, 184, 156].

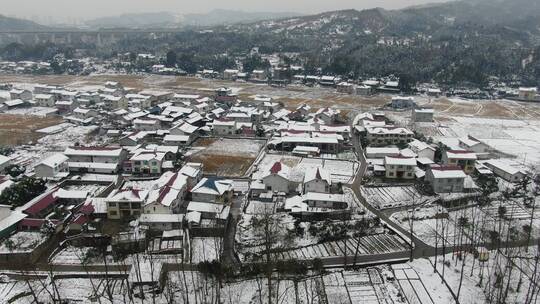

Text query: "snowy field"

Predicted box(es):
[360, 186, 433, 210]
[275, 233, 409, 261]
[3, 106, 58, 116]
[165, 267, 405, 304]
[189, 237, 222, 264]
[434, 116, 540, 170]
[8, 123, 102, 172]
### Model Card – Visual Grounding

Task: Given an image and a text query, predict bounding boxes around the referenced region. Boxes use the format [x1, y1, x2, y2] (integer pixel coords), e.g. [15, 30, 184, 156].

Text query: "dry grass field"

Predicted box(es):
[0, 114, 63, 145]
[188, 138, 266, 177]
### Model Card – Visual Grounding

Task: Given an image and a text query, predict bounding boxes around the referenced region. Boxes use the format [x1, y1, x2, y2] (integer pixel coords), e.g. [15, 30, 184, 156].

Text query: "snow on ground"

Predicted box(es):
[435, 117, 540, 169]
[413, 247, 537, 304]
[360, 185, 433, 210]
[0, 231, 46, 253]
[166, 268, 403, 304]
[400, 258, 457, 304]
[50, 246, 113, 264]
[4, 106, 58, 116]
[9, 123, 102, 171]
[197, 138, 265, 157]
[189, 237, 221, 263]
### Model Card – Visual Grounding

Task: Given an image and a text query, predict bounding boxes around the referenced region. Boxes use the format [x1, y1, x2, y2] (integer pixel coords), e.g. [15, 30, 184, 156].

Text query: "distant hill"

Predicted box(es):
[85, 12, 181, 29]
[84, 10, 301, 29]
[226, 0, 540, 38]
[182, 9, 300, 27]
[0, 15, 47, 31]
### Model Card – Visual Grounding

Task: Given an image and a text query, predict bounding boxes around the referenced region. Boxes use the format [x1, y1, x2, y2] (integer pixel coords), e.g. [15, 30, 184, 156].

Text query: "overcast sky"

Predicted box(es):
[2, 0, 449, 23]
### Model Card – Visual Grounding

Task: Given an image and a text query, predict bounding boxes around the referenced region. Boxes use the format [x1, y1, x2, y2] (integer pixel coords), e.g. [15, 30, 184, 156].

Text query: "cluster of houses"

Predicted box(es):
[0, 77, 353, 264]
[0, 74, 534, 282]
[355, 112, 530, 194]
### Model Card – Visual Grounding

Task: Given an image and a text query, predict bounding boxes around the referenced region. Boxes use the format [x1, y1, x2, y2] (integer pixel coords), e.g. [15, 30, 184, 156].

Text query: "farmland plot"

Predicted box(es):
[281, 233, 409, 260]
[360, 186, 431, 210]
[188, 138, 266, 177]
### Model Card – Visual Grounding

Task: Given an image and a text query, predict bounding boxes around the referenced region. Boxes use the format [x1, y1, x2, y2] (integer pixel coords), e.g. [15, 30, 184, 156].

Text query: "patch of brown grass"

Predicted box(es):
[189, 154, 255, 177]
[0, 114, 63, 145]
[193, 138, 217, 147]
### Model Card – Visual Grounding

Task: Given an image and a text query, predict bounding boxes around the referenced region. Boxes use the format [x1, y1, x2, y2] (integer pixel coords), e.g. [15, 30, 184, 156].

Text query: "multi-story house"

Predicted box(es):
[384, 155, 417, 179]
[366, 126, 414, 146]
[129, 152, 166, 175]
[442, 150, 477, 174]
[64, 146, 127, 174]
[303, 167, 331, 194]
[106, 189, 149, 220]
[425, 165, 466, 193]
[34, 153, 69, 179]
[213, 118, 236, 136]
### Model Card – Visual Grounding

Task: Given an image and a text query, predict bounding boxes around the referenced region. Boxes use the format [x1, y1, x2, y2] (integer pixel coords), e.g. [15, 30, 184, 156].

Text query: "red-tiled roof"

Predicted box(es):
[79, 203, 95, 215]
[270, 162, 282, 174]
[72, 214, 90, 225]
[24, 191, 58, 216]
[19, 218, 60, 228]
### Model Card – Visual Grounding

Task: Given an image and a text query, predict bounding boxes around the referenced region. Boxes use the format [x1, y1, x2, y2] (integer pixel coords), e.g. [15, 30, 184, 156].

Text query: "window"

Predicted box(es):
[389, 172, 394, 177]
[152, 161, 158, 166]
[109, 202, 117, 207]
[109, 211, 117, 216]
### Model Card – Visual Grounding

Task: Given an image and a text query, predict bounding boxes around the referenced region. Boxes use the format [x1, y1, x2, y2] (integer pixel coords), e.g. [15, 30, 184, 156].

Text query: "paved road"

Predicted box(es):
[348, 124, 432, 259]
[221, 192, 245, 265]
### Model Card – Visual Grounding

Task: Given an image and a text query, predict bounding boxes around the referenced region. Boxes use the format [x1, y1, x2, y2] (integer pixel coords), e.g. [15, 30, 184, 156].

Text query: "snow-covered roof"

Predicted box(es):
[304, 167, 331, 185]
[483, 159, 528, 176]
[303, 192, 345, 203]
[130, 151, 166, 162]
[366, 147, 400, 155]
[163, 134, 190, 143]
[107, 189, 149, 202]
[139, 213, 183, 223]
[133, 118, 158, 125]
[174, 94, 201, 100]
[54, 188, 89, 200]
[179, 165, 201, 178]
[34, 94, 53, 99]
[445, 150, 477, 160]
[38, 153, 68, 168]
[68, 162, 119, 170]
[4, 99, 24, 107]
[186, 201, 225, 214]
[191, 178, 233, 196]
[459, 137, 482, 148]
[263, 162, 291, 180]
[408, 139, 435, 152]
[213, 119, 236, 126]
[65, 146, 124, 157]
[385, 156, 417, 166]
[367, 126, 414, 135]
[173, 122, 198, 134]
[429, 165, 467, 179]
[0, 155, 11, 166]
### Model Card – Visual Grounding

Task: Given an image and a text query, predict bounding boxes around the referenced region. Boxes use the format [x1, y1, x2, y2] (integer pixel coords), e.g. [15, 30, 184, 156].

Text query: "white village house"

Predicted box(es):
[34, 153, 69, 179]
[303, 167, 331, 194]
[425, 165, 466, 193]
[261, 162, 292, 193]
